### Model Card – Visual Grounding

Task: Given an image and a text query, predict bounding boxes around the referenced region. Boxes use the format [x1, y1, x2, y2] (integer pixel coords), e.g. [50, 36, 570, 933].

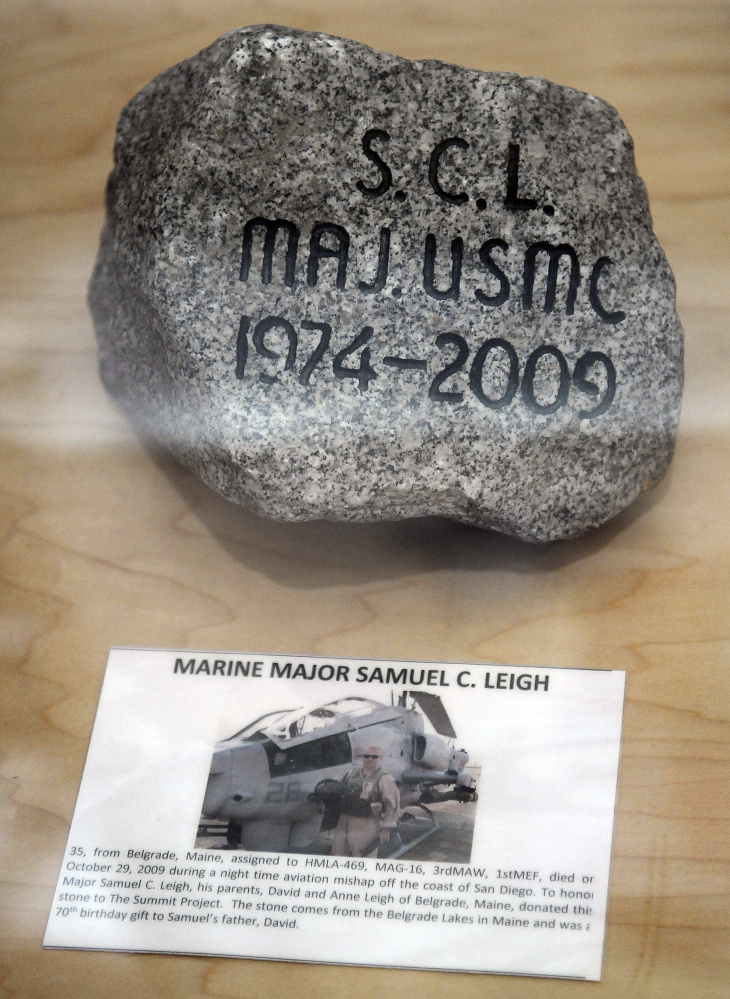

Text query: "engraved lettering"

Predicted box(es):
[307, 223, 350, 290]
[383, 357, 428, 371]
[469, 338, 519, 409]
[429, 333, 469, 403]
[356, 129, 392, 198]
[523, 242, 581, 316]
[423, 233, 463, 301]
[253, 316, 297, 384]
[504, 143, 538, 210]
[475, 237, 510, 307]
[589, 257, 626, 324]
[359, 227, 391, 294]
[428, 137, 469, 205]
[233, 311, 616, 419]
[240, 217, 299, 288]
[235, 315, 250, 380]
[521, 345, 570, 414]
[299, 320, 332, 386]
[333, 327, 377, 392]
[573, 352, 617, 418]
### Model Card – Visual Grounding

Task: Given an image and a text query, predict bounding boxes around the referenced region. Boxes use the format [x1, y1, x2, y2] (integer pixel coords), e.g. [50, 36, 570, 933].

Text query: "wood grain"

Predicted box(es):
[1, 2, 728, 996]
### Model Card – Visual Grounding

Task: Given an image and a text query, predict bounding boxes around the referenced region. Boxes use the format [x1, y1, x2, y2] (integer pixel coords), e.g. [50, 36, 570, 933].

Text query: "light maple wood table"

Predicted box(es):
[1, 2, 728, 997]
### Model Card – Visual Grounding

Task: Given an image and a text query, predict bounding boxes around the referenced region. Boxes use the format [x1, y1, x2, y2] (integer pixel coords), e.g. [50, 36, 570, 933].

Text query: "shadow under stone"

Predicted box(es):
[145, 438, 672, 591]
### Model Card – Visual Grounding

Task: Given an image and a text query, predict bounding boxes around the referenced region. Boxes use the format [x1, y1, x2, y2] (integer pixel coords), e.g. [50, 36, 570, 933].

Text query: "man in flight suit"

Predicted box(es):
[332, 746, 400, 858]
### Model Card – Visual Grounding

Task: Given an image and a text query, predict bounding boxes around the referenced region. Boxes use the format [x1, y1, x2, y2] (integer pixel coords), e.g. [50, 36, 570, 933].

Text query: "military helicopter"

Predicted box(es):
[200, 691, 477, 853]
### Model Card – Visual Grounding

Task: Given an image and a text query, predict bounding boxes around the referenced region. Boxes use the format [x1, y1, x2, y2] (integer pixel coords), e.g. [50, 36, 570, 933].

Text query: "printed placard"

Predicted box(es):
[44, 648, 625, 980]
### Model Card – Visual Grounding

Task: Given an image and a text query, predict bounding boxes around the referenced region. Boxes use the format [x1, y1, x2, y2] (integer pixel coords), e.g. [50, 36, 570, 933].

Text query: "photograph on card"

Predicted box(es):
[196, 682, 479, 861]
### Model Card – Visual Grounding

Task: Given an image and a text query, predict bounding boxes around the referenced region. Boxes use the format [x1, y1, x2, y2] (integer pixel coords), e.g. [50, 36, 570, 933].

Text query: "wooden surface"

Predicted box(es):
[1, 1, 728, 996]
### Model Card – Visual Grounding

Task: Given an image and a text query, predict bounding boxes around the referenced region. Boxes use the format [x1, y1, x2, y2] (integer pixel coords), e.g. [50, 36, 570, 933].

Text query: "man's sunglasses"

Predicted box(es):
[362, 754, 381, 759]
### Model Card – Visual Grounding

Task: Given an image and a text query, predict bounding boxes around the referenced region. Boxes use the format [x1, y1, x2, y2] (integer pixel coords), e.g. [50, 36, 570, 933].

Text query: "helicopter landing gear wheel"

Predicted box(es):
[226, 820, 242, 848]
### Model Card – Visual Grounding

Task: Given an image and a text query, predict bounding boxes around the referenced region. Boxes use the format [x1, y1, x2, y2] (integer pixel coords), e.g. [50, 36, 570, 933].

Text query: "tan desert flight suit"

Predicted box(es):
[331, 766, 400, 858]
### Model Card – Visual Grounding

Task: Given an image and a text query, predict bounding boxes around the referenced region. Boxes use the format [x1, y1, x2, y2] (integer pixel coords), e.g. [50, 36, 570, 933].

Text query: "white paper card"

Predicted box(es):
[44, 648, 625, 980]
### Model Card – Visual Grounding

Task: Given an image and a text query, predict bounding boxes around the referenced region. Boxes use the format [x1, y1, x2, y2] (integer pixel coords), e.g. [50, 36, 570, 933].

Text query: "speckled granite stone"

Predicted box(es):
[90, 25, 683, 541]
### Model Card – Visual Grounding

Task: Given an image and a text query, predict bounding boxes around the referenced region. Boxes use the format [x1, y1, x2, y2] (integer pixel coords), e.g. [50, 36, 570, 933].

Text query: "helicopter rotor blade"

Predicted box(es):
[408, 691, 456, 739]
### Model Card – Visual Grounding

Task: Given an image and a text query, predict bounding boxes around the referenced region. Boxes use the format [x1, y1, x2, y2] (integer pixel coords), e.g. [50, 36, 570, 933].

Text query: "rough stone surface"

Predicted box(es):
[90, 25, 683, 541]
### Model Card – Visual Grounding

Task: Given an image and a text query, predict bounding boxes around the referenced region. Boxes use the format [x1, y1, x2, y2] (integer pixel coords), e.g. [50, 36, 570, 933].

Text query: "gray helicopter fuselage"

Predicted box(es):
[201, 696, 471, 852]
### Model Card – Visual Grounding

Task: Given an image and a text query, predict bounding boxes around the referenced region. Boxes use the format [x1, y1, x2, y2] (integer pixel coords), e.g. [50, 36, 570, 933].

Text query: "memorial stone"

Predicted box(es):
[89, 25, 683, 541]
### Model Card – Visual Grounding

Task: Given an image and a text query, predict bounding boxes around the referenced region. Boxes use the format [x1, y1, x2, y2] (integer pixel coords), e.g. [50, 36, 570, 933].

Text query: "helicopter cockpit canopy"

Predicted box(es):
[220, 697, 402, 750]
[264, 698, 383, 742]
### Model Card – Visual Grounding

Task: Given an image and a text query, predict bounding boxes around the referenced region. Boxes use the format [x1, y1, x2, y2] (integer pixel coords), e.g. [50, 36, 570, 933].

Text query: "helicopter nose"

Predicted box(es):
[202, 740, 270, 819]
